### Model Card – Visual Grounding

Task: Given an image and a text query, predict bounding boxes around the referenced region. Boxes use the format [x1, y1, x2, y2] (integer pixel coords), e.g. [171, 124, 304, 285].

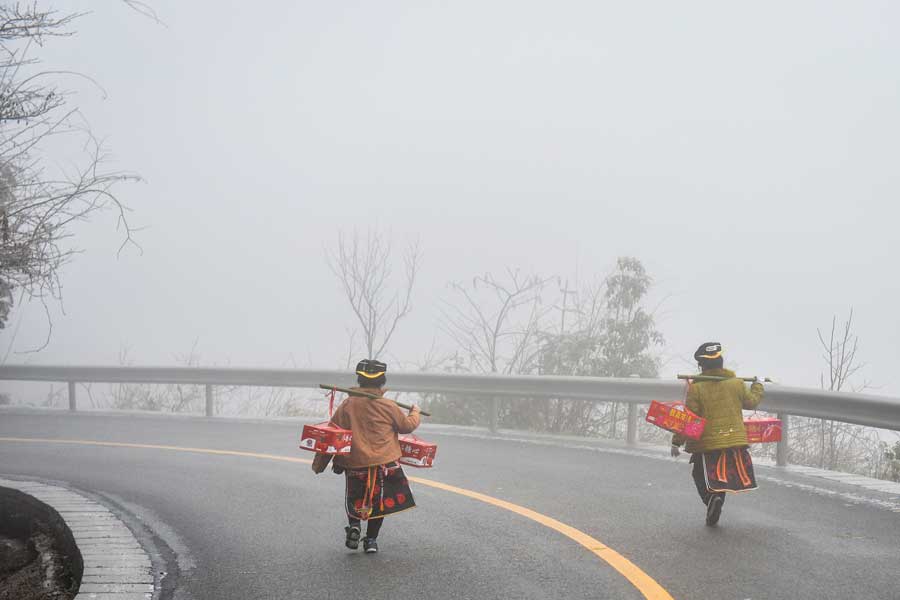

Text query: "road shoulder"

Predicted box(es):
[0, 477, 156, 600]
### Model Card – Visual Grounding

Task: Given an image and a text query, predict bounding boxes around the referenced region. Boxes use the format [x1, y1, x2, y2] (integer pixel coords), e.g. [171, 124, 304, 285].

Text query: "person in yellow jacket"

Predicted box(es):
[671, 342, 764, 526]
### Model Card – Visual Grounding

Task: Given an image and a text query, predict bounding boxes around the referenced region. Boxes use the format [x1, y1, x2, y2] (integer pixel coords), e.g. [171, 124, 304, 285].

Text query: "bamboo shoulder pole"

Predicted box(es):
[677, 374, 774, 383]
[319, 384, 431, 416]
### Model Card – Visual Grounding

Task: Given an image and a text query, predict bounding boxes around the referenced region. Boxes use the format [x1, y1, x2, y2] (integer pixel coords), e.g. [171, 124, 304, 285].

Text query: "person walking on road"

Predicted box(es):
[671, 342, 764, 526]
[312, 359, 421, 553]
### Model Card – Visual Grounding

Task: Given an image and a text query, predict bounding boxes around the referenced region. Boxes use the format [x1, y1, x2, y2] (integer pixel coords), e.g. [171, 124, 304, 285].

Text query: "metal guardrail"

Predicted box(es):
[3, 365, 900, 466]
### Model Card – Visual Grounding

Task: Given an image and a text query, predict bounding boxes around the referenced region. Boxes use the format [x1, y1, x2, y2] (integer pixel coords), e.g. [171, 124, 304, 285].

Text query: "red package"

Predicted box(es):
[299, 422, 353, 454]
[399, 434, 437, 468]
[645, 400, 706, 440]
[744, 417, 782, 443]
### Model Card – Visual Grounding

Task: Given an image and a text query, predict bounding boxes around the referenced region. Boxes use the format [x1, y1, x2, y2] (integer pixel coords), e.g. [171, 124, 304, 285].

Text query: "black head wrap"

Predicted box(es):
[693, 342, 723, 370]
[355, 359, 387, 388]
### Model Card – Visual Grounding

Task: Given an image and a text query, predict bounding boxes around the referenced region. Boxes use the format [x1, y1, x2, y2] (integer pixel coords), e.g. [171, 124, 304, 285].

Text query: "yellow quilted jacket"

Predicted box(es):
[672, 368, 764, 453]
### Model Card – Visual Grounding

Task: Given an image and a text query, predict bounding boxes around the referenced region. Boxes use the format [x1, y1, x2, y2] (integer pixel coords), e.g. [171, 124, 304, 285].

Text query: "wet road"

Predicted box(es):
[1, 409, 898, 600]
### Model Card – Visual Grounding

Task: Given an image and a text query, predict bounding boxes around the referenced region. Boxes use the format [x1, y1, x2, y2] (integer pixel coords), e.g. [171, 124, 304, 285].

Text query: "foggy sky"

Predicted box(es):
[4, 1, 899, 395]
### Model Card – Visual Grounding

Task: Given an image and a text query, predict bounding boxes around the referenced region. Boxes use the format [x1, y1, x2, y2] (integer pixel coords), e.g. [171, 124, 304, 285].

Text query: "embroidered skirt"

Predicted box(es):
[701, 447, 758, 493]
[345, 461, 416, 520]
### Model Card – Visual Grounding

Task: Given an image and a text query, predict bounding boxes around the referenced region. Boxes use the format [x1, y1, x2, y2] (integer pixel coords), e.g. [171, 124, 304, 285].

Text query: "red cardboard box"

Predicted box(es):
[299, 422, 352, 454]
[744, 417, 782, 443]
[645, 401, 706, 440]
[399, 435, 437, 468]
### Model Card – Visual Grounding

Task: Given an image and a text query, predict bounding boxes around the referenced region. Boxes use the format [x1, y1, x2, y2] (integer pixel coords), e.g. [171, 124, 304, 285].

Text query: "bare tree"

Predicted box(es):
[110, 340, 206, 413]
[225, 355, 319, 418]
[229, 385, 312, 418]
[0, 4, 142, 346]
[812, 309, 875, 470]
[817, 309, 868, 392]
[326, 229, 421, 360]
[437, 269, 552, 429]
[773, 309, 881, 475]
[441, 269, 551, 375]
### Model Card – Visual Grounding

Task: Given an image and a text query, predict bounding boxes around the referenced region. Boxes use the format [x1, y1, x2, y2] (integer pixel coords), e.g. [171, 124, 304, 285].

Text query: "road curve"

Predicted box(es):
[1, 409, 898, 600]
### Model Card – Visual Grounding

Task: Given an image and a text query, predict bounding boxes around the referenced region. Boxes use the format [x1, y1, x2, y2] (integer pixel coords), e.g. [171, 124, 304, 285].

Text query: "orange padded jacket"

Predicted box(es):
[328, 387, 420, 469]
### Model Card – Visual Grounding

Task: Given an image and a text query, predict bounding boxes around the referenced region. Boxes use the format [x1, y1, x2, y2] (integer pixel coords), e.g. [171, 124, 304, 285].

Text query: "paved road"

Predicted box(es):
[1, 409, 898, 600]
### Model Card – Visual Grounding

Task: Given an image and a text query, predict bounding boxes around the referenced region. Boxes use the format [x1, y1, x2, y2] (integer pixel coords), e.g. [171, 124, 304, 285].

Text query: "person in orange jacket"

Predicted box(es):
[312, 359, 420, 553]
[671, 343, 764, 526]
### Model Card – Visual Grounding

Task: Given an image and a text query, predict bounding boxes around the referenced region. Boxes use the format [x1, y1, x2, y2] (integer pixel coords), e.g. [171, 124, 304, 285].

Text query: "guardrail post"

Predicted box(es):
[205, 384, 214, 417]
[608, 402, 618, 439]
[626, 403, 638, 445]
[776, 412, 789, 466]
[626, 374, 640, 445]
[68, 382, 76, 411]
[489, 397, 499, 433]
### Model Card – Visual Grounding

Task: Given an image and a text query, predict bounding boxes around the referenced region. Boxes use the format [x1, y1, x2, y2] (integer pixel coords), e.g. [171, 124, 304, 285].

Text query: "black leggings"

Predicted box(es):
[691, 454, 725, 507]
[348, 517, 384, 540]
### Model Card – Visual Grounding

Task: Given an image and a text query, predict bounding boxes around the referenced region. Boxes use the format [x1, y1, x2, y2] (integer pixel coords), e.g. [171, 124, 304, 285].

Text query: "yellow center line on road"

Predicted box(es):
[0, 436, 674, 600]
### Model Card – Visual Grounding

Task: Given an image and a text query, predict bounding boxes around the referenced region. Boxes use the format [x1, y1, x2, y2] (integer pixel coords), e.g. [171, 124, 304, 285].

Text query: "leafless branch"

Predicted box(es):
[326, 229, 421, 360]
[0, 3, 142, 337]
[440, 269, 551, 375]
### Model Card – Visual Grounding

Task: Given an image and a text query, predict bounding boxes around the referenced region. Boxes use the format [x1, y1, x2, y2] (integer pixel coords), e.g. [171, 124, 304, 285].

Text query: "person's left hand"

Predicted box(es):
[311, 453, 329, 474]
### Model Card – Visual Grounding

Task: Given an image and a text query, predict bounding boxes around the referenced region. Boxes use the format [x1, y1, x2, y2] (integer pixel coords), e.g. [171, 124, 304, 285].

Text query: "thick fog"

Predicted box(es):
[4, 1, 899, 394]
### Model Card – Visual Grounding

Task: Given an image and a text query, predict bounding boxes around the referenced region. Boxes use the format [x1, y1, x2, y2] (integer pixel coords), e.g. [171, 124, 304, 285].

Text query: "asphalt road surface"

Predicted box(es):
[1, 409, 898, 600]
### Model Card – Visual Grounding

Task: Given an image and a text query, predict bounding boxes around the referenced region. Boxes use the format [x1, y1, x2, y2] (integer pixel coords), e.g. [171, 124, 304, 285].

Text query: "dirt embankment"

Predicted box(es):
[0, 487, 82, 600]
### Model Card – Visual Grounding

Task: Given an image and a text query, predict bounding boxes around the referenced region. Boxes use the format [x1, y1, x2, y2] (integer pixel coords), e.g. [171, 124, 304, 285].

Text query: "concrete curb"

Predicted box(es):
[0, 477, 155, 600]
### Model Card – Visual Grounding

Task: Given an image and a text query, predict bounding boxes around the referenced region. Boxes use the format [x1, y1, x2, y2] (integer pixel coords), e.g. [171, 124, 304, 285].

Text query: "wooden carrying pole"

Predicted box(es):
[319, 384, 431, 416]
[677, 374, 774, 383]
